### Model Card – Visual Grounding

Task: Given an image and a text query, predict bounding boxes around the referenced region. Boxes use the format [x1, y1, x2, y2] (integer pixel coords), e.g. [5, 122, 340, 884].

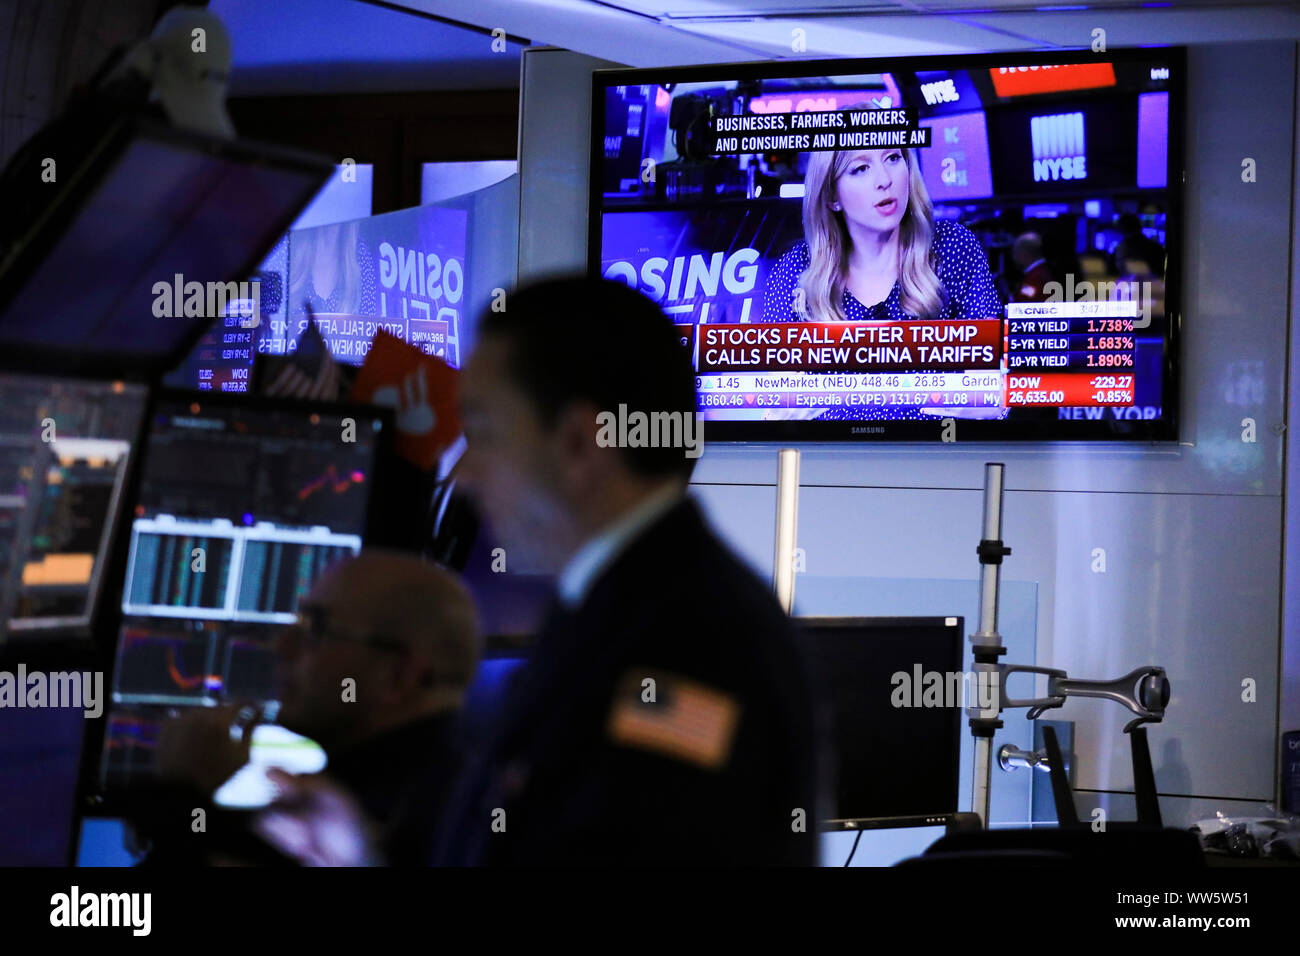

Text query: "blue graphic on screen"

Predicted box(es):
[917, 110, 993, 201]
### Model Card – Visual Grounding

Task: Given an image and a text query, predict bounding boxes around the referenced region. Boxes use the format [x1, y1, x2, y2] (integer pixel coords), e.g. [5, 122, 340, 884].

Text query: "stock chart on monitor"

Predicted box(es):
[100, 395, 385, 792]
[0, 375, 147, 641]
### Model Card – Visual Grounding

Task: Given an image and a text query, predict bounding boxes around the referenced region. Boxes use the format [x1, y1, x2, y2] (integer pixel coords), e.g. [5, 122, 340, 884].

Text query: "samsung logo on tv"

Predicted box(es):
[850, 426, 885, 434]
[1031, 112, 1086, 182]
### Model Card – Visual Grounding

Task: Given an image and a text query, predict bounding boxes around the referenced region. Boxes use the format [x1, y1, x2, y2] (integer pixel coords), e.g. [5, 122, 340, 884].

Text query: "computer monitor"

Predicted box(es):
[93, 392, 392, 797]
[796, 616, 964, 830]
[0, 374, 149, 642]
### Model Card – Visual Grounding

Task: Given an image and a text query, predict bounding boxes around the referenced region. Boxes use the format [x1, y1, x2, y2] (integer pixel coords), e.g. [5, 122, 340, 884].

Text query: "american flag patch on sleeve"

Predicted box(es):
[606, 670, 741, 770]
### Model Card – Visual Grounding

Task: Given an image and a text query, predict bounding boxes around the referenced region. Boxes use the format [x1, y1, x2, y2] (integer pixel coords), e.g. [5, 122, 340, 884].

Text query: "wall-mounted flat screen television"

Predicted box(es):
[589, 47, 1184, 441]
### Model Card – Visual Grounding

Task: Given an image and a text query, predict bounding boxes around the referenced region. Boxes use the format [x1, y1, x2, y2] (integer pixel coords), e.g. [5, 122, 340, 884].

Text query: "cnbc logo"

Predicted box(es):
[1030, 111, 1086, 182]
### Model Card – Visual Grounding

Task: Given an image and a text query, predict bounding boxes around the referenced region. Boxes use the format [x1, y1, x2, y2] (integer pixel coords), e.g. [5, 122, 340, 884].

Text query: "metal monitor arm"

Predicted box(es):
[967, 463, 1171, 826]
[995, 663, 1170, 732]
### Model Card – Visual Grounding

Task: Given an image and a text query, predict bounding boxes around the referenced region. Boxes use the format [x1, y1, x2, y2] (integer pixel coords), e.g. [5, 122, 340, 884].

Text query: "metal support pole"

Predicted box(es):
[968, 463, 1010, 827]
[773, 449, 800, 615]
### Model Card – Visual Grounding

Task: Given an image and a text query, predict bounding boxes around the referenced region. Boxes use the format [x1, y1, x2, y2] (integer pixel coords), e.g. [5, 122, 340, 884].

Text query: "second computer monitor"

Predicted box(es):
[99, 392, 391, 794]
[797, 616, 965, 831]
[0, 374, 149, 642]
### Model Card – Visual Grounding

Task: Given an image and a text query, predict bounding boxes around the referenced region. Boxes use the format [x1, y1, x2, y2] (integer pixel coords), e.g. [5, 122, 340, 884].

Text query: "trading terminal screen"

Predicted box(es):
[0, 375, 148, 640]
[99, 396, 386, 793]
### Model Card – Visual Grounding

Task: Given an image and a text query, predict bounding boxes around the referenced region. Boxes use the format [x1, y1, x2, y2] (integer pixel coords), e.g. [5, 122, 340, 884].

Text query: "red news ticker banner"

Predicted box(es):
[696, 320, 1003, 373]
[988, 63, 1116, 98]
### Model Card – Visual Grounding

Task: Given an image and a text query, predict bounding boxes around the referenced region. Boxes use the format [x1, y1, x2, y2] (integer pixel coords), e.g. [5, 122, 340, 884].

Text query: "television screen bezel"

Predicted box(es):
[588, 46, 1186, 443]
[0, 116, 335, 383]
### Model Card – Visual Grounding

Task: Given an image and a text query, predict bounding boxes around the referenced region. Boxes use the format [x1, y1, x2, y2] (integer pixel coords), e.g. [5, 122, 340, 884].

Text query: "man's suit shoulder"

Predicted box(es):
[592, 498, 803, 679]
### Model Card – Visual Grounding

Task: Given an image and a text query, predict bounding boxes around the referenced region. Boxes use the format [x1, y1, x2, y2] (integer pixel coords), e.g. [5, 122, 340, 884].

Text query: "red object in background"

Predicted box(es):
[1003, 372, 1134, 407]
[348, 330, 460, 471]
[1012, 262, 1057, 303]
[989, 63, 1116, 98]
[675, 324, 696, 353]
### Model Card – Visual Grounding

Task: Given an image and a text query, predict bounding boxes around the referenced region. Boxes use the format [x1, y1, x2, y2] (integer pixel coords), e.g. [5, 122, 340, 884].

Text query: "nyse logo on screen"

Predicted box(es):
[920, 78, 960, 106]
[1030, 111, 1086, 182]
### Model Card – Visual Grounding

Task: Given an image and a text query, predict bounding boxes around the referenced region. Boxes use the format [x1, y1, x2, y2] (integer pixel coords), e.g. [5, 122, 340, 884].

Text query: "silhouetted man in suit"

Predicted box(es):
[435, 275, 825, 865]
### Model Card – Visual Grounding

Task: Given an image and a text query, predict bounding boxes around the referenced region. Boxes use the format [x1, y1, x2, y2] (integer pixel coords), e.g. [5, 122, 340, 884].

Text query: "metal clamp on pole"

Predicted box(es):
[998, 744, 1062, 774]
[965, 463, 1173, 827]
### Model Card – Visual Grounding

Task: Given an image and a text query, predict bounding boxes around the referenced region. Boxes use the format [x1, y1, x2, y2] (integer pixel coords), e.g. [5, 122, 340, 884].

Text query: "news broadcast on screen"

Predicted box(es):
[591, 48, 1183, 440]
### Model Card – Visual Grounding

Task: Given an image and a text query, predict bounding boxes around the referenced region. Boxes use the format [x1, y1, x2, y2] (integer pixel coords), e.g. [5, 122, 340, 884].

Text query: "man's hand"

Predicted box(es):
[156, 704, 259, 796]
[253, 769, 383, 867]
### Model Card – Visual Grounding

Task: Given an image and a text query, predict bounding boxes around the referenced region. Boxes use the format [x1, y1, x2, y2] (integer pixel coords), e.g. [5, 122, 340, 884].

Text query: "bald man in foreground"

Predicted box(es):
[141, 551, 479, 866]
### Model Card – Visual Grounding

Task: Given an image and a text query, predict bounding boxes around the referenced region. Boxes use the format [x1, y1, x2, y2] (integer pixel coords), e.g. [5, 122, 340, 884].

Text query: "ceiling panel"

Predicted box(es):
[600, 0, 1293, 16]
[211, 0, 528, 93]
[206, 0, 1300, 97]
[611, 0, 910, 16]
[408, 0, 1300, 68]
[959, 6, 1300, 46]
[666, 16, 1046, 59]
[398, 0, 764, 65]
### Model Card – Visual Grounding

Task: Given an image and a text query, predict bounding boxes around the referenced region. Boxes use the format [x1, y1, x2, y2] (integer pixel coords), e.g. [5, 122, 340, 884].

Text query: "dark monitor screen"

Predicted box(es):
[0, 374, 148, 642]
[96, 393, 390, 795]
[0, 120, 332, 378]
[797, 616, 964, 830]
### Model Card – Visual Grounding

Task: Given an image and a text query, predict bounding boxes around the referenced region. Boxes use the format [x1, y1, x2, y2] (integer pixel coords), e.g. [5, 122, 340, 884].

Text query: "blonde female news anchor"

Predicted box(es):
[761, 140, 1004, 420]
